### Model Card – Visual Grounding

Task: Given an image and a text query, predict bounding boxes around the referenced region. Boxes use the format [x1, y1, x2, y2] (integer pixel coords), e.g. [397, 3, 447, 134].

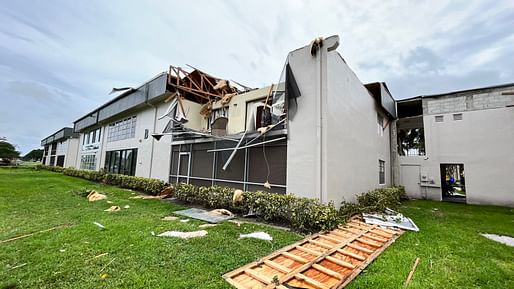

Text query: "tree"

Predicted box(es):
[22, 149, 44, 161]
[0, 141, 20, 165]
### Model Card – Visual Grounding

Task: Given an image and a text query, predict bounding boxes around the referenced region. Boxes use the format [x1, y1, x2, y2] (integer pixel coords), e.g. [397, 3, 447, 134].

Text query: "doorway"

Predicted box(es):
[440, 163, 466, 203]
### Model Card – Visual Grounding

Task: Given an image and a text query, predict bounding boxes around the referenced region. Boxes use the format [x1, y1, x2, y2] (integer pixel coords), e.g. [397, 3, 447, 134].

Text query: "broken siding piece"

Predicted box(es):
[223, 220, 403, 289]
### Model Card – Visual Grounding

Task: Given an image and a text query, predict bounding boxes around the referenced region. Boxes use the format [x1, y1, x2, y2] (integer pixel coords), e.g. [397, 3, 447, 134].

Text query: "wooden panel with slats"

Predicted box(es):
[223, 220, 403, 289]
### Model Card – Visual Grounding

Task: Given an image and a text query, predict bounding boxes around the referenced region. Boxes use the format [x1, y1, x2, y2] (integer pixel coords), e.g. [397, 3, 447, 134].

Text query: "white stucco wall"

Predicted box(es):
[286, 36, 392, 206]
[64, 138, 80, 168]
[424, 107, 514, 206]
[398, 92, 514, 207]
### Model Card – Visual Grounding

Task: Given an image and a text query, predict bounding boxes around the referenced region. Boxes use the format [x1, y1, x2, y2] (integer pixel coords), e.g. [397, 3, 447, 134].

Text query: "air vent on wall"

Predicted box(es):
[435, 115, 444, 122]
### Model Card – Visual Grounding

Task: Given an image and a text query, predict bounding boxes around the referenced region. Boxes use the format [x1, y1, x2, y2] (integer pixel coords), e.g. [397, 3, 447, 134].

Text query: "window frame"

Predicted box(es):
[379, 159, 386, 185]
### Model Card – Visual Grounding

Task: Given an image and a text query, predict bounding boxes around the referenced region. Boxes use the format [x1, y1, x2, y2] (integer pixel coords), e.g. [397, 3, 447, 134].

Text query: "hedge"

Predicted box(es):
[339, 186, 406, 219]
[173, 183, 341, 232]
[36, 165, 406, 232]
[36, 165, 167, 195]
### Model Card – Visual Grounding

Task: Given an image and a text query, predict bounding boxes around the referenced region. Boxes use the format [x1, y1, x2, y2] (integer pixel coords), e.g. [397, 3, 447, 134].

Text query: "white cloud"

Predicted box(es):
[0, 0, 513, 153]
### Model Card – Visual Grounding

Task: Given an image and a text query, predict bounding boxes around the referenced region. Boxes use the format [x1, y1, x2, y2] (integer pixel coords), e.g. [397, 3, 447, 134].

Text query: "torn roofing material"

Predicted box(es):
[167, 65, 244, 105]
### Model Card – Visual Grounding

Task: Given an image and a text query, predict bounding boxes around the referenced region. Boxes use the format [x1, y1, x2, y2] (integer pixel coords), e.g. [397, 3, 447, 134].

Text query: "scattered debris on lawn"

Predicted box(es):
[404, 257, 421, 287]
[89, 253, 109, 260]
[239, 231, 273, 241]
[211, 208, 234, 217]
[232, 189, 244, 205]
[100, 273, 109, 279]
[100, 258, 116, 272]
[87, 191, 107, 202]
[174, 208, 235, 223]
[363, 208, 419, 232]
[224, 220, 403, 289]
[129, 195, 166, 200]
[179, 219, 190, 223]
[123, 205, 130, 209]
[93, 222, 106, 229]
[59, 249, 66, 252]
[8, 263, 27, 270]
[161, 216, 179, 221]
[0, 224, 73, 244]
[157, 230, 208, 239]
[480, 233, 514, 247]
[151, 231, 156, 236]
[159, 186, 173, 197]
[104, 206, 121, 213]
[198, 224, 218, 228]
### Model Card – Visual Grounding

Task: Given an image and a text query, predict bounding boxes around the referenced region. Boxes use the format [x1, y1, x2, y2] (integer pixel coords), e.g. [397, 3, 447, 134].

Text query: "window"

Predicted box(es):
[104, 148, 137, 176]
[208, 108, 228, 130]
[246, 98, 272, 131]
[397, 116, 425, 156]
[107, 116, 137, 142]
[379, 160, 385, 185]
[435, 115, 444, 122]
[80, 154, 97, 170]
[83, 128, 101, 146]
[453, 113, 463, 121]
[377, 113, 384, 136]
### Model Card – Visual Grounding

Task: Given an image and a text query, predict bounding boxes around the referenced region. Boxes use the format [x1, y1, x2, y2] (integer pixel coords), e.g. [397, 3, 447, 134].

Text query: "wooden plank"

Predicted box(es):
[334, 231, 403, 288]
[282, 252, 308, 263]
[223, 221, 403, 289]
[330, 230, 351, 238]
[311, 264, 343, 279]
[245, 269, 272, 284]
[363, 233, 388, 243]
[318, 234, 343, 243]
[346, 243, 374, 254]
[295, 273, 330, 289]
[337, 249, 366, 261]
[263, 260, 291, 274]
[356, 237, 382, 248]
[308, 239, 333, 249]
[295, 246, 322, 257]
[370, 229, 394, 239]
[326, 256, 356, 269]
[263, 224, 375, 289]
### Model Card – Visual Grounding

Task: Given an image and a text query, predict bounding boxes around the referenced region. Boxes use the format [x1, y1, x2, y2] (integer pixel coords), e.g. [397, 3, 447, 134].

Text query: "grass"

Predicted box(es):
[0, 168, 302, 288]
[1, 168, 513, 288]
[347, 200, 514, 289]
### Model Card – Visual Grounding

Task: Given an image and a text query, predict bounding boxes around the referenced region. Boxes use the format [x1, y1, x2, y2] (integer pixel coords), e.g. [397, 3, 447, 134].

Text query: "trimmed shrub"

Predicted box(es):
[37, 165, 167, 195]
[36, 164, 64, 173]
[173, 183, 341, 232]
[339, 186, 406, 219]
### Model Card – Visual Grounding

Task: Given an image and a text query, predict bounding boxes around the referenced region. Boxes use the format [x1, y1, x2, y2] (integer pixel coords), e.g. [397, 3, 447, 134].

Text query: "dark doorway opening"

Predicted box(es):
[56, 155, 65, 167]
[440, 163, 466, 203]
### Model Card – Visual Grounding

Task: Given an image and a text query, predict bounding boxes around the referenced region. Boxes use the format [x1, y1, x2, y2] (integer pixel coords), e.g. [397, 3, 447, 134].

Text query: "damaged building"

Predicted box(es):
[393, 83, 514, 207]
[41, 35, 514, 208]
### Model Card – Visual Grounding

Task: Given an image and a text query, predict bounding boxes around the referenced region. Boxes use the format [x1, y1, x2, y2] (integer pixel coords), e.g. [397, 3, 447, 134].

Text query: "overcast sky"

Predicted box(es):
[1, 0, 513, 154]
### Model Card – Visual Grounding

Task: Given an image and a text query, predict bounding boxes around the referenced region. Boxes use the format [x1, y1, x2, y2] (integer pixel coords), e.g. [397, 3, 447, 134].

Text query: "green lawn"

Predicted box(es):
[1, 168, 513, 288]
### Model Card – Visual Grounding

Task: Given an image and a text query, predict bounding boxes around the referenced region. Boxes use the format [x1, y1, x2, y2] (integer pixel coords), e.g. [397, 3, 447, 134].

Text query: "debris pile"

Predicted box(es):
[239, 232, 273, 241]
[87, 191, 107, 202]
[362, 208, 419, 232]
[157, 230, 208, 239]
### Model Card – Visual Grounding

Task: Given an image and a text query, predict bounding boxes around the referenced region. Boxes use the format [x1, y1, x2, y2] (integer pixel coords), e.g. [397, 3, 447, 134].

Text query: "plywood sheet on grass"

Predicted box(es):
[223, 220, 403, 289]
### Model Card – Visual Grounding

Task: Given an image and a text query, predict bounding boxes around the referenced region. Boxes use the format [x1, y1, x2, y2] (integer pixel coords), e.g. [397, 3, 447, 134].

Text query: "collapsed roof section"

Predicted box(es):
[167, 65, 244, 105]
[73, 66, 248, 133]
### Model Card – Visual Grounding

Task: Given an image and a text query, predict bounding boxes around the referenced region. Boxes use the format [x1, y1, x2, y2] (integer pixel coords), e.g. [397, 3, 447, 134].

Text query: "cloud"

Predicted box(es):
[0, 0, 513, 153]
